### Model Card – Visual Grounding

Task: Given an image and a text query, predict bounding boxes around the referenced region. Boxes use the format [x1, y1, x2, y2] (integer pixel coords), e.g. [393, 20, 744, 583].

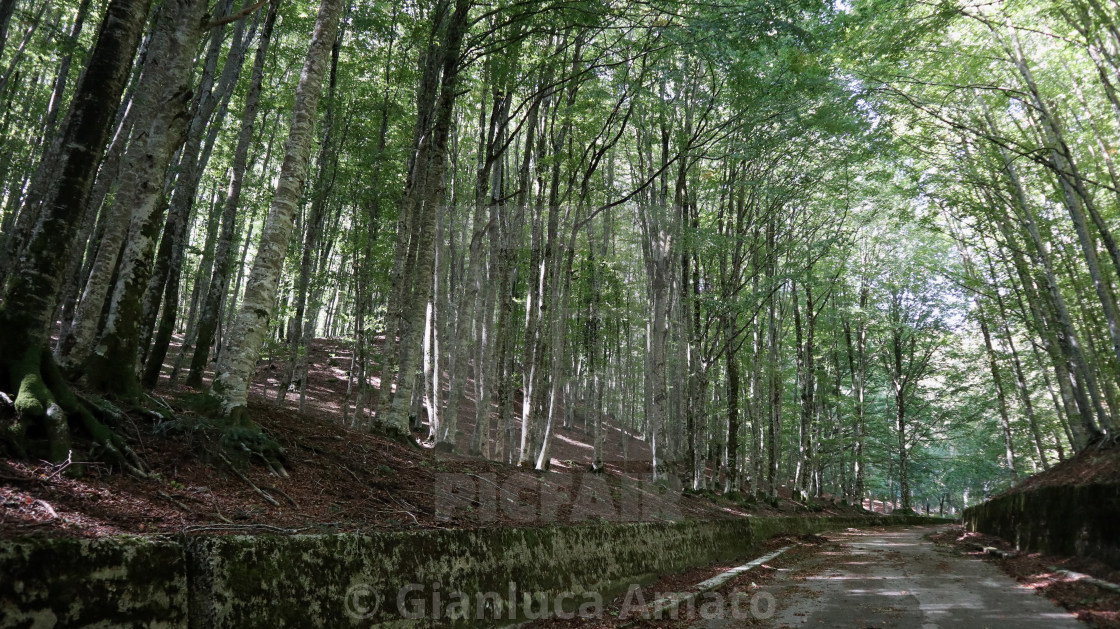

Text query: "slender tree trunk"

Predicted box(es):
[180, 0, 279, 389]
[141, 3, 257, 368]
[278, 17, 345, 402]
[208, 0, 344, 422]
[381, 0, 471, 435]
[977, 302, 1019, 480]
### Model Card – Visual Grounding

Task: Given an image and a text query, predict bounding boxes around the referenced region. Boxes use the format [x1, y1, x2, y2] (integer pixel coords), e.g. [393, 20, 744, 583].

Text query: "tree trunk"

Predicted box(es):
[0, 0, 151, 464]
[208, 0, 344, 424]
[180, 0, 279, 389]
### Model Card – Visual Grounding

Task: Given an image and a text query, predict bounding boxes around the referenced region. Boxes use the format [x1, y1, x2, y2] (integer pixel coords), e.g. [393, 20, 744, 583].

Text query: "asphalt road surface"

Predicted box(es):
[693, 525, 1082, 629]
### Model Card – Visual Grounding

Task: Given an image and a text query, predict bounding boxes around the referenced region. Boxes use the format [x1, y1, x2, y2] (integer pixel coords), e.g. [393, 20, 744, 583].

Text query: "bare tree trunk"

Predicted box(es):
[278, 16, 345, 403]
[208, 0, 344, 423]
[380, 0, 471, 436]
[81, 0, 208, 398]
[141, 2, 258, 372]
[180, 0, 279, 389]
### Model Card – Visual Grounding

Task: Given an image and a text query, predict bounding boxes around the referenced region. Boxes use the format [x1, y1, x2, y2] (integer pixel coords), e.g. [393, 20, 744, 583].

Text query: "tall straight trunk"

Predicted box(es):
[41, 0, 93, 142]
[999, 304, 1050, 469]
[349, 12, 397, 424]
[278, 17, 345, 402]
[179, 0, 279, 389]
[526, 46, 586, 468]
[171, 185, 223, 381]
[890, 329, 911, 512]
[494, 97, 536, 461]
[977, 303, 1019, 480]
[380, 0, 472, 435]
[141, 2, 257, 366]
[468, 144, 506, 457]
[221, 112, 278, 353]
[518, 156, 548, 465]
[0, 0, 151, 461]
[374, 0, 457, 424]
[997, 24, 1120, 370]
[439, 81, 490, 450]
[53, 103, 136, 353]
[765, 224, 781, 497]
[749, 322, 763, 490]
[82, 0, 207, 398]
[985, 118, 1106, 447]
[844, 280, 869, 500]
[793, 280, 816, 494]
[22, 0, 94, 231]
[634, 109, 675, 479]
[208, 0, 344, 421]
[723, 311, 740, 493]
[58, 0, 201, 374]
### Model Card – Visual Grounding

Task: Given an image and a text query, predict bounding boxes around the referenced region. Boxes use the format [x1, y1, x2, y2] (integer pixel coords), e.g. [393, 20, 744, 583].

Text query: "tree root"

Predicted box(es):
[2, 345, 149, 476]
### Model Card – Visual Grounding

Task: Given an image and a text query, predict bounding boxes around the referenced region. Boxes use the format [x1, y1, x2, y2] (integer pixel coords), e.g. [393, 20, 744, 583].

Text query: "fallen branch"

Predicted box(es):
[45, 451, 73, 479]
[157, 490, 195, 514]
[261, 483, 299, 508]
[247, 446, 288, 477]
[218, 452, 280, 507]
[34, 499, 58, 519]
[340, 465, 362, 483]
[967, 542, 1016, 559]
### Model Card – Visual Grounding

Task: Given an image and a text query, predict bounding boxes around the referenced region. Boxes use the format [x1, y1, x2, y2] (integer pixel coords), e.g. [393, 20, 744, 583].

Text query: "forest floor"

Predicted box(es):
[0, 337, 870, 538]
[1000, 439, 1120, 494]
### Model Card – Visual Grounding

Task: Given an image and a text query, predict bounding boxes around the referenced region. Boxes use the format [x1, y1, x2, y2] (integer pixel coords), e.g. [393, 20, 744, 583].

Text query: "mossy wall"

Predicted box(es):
[0, 535, 187, 628]
[1, 514, 941, 628]
[963, 483, 1120, 569]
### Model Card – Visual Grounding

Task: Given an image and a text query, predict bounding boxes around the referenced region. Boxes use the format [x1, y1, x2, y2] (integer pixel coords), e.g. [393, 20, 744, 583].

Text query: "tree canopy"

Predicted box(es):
[0, 0, 1116, 512]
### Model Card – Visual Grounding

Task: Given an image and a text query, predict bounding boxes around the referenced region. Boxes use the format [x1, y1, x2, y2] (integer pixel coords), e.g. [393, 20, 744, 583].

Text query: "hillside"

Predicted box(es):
[0, 338, 869, 538]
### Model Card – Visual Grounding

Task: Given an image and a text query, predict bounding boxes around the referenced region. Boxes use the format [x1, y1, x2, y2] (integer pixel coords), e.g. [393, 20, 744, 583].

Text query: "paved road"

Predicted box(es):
[694, 525, 1082, 629]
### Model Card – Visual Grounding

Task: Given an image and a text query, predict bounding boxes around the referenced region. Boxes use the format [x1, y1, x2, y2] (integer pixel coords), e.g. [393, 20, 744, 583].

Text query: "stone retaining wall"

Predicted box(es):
[963, 483, 1120, 569]
[1, 514, 942, 628]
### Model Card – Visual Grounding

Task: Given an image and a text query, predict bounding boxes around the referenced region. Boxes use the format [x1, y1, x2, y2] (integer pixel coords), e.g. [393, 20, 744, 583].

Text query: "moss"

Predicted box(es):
[1, 536, 187, 626]
[12, 346, 49, 418]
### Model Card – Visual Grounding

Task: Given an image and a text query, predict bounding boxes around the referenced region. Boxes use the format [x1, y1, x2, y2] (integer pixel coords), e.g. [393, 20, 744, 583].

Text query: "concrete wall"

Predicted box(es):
[1, 514, 941, 628]
[963, 483, 1120, 569]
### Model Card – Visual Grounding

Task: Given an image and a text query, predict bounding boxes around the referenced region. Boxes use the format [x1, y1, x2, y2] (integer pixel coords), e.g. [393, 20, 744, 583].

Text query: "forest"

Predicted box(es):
[0, 0, 1117, 518]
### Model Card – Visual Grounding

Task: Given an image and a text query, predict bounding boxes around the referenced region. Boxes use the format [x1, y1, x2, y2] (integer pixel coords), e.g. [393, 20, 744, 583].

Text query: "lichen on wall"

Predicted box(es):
[0, 536, 187, 628]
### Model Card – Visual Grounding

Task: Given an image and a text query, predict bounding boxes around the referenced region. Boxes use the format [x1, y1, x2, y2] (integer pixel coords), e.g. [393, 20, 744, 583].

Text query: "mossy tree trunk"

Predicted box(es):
[83, 0, 208, 400]
[0, 0, 151, 465]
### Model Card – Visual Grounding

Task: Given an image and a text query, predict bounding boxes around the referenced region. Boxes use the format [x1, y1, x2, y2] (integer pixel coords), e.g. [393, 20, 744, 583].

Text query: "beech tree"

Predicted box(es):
[0, 0, 1113, 510]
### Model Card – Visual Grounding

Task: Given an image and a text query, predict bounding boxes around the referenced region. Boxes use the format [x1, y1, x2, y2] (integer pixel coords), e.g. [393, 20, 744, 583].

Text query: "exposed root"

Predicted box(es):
[1, 345, 150, 476]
